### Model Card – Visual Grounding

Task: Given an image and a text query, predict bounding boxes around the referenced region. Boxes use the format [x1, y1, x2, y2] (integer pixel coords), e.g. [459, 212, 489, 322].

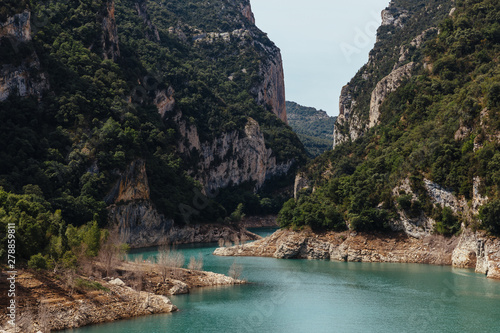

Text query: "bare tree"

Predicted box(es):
[98, 226, 129, 277]
[228, 261, 243, 280]
[156, 245, 185, 282]
[187, 254, 203, 271]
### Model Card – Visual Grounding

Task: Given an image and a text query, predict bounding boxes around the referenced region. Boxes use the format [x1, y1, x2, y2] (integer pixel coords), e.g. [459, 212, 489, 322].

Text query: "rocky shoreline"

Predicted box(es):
[214, 228, 500, 279]
[0, 262, 244, 333]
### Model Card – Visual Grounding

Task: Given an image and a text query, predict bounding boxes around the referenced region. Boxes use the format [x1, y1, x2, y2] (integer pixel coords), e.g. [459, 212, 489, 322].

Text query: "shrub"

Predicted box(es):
[349, 209, 389, 232]
[74, 278, 109, 292]
[479, 199, 500, 235]
[28, 253, 48, 270]
[434, 206, 461, 235]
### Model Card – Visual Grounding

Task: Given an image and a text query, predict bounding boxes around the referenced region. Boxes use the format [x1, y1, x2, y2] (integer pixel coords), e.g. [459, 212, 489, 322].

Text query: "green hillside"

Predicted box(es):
[0, 0, 306, 262]
[279, 0, 500, 235]
[286, 101, 336, 157]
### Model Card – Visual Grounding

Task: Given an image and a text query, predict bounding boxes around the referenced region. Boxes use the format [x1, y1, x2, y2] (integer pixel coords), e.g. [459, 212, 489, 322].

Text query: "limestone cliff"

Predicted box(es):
[106, 159, 173, 247]
[369, 62, 414, 128]
[0, 10, 49, 101]
[333, 0, 450, 147]
[253, 49, 287, 123]
[452, 229, 500, 280]
[240, 1, 255, 25]
[176, 115, 293, 193]
[106, 159, 260, 248]
[239, 0, 286, 123]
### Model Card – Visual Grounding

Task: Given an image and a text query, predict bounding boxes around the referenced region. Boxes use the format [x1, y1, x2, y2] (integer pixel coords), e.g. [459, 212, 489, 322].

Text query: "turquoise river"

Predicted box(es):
[64, 228, 500, 333]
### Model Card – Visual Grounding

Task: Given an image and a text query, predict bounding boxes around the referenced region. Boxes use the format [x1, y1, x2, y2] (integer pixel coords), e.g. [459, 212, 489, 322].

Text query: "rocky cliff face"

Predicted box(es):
[294, 172, 311, 199]
[389, 176, 488, 238]
[106, 159, 174, 247]
[253, 50, 287, 124]
[106, 159, 260, 248]
[176, 116, 293, 193]
[369, 62, 414, 128]
[0, 10, 49, 101]
[237, 1, 286, 123]
[333, 1, 449, 147]
[452, 229, 500, 279]
[240, 1, 255, 25]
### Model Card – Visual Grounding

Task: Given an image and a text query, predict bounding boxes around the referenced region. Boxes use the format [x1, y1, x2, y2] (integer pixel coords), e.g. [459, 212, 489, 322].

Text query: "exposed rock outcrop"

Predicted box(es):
[253, 50, 287, 123]
[0, 262, 246, 332]
[106, 159, 150, 203]
[0, 10, 31, 42]
[333, 1, 450, 147]
[108, 200, 173, 248]
[0, 55, 49, 101]
[452, 230, 500, 279]
[215, 227, 500, 280]
[334, 86, 364, 146]
[390, 177, 488, 238]
[154, 86, 175, 118]
[214, 229, 458, 265]
[177, 116, 293, 193]
[390, 178, 436, 238]
[381, 7, 409, 29]
[102, 0, 120, 60]
[369, 62, 414, 128]
[0, 271, 177, 333]
[240, 1, 255, 25]
[106, 159, 259, 248]
[294, 172, 311, 199]
[0, 11, 49, 101]
[106, 159, 173, 248]
[193, 29, 250, 44]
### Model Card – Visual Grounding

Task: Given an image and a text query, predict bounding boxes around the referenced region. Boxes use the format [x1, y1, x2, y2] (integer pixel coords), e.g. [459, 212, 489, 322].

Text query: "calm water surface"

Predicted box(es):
[64, 229, 500, 333]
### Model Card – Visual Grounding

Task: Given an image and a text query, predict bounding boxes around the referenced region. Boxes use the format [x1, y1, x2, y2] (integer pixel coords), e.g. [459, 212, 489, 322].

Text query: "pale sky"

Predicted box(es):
[251, 0, 390, 116]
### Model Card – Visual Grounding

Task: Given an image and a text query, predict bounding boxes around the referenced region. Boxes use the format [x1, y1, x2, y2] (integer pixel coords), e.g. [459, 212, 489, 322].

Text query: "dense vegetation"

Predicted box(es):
[280, 0, 500, 236]
[286, 101, 336, 157]
[0, 0, 306, 265]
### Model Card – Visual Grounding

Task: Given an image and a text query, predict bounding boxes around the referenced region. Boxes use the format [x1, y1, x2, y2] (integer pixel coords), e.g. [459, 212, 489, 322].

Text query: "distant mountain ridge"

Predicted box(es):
[286, 101, 337, 157]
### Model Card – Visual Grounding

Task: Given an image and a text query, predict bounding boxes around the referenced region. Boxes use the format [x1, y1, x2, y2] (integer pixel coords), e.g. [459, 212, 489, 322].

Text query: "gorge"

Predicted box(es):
[1, 0, 500, 332]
